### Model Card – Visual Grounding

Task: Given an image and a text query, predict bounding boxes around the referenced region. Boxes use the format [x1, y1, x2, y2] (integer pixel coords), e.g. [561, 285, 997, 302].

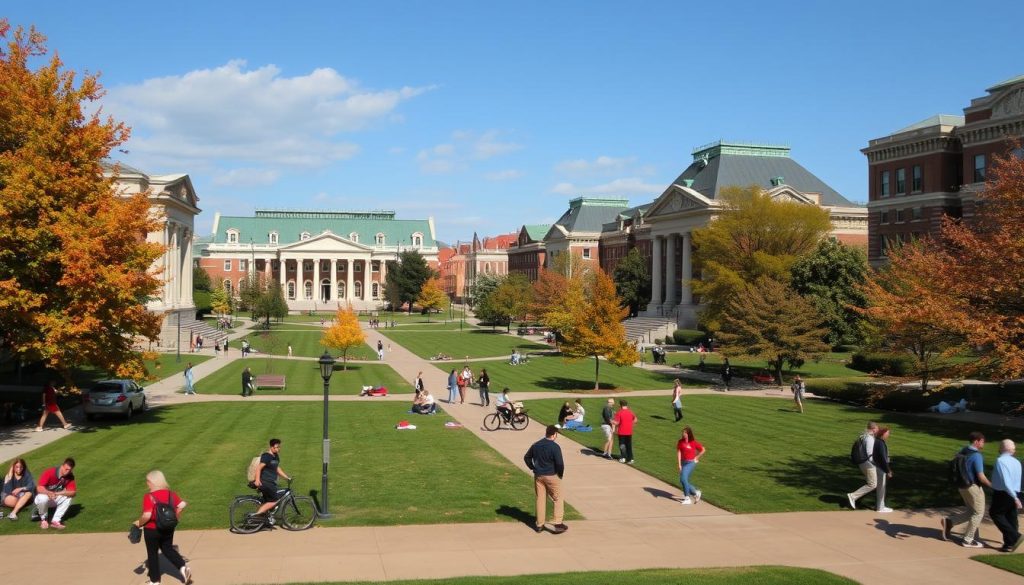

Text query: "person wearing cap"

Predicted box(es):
[524, 425, 567, 534]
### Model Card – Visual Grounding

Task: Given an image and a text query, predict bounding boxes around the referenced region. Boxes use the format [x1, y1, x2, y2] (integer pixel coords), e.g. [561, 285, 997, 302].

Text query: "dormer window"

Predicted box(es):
[411, 232, 423, 247]
[226, 229, 239, 244]
[300, 232, 310, 241]
[375, 233, 386, 246]
[349, 232, 359, 243]
[269, 231, 279, 244]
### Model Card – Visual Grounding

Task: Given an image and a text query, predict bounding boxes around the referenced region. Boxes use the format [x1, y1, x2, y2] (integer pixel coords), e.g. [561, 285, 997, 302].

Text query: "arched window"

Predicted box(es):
[300, 231, 311, 241]
[320, 278, 331, 302]
[223, 279, 233, 297]
[354, 281, 363, 298]
[484, 263, 491, 274]
[287, 280, 296, 299]
[372, 282, 380, 298]
[349, 232, 359, 243]
[411, 232, 423, 247]
[375, 233, 385, 246]
[238, 278, 245, 293]
[269, 231, 279, 244]
[303, 280, 313, 300]
[226, 229, 239, 244]
[337, 281, 346, 299]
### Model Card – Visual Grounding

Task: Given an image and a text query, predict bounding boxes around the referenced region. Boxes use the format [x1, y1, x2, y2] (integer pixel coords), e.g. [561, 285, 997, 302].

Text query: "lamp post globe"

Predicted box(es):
[317, 351, 336, 518]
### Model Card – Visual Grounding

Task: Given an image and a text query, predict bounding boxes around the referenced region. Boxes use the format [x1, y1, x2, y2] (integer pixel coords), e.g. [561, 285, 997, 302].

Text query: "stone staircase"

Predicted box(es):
[157, 314, 229, 351]
[622, 316, 677, 345]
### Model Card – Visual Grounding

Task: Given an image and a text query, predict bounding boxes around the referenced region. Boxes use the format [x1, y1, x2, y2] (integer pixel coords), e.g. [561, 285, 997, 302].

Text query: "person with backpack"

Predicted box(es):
[790, 375, 805, 414]
[132, 470, 193, 585]
[990, 439, 1024, 552]
[941, 432, 992, 548]
[254, 438, 291, 517]
[846, 422, 879, 510]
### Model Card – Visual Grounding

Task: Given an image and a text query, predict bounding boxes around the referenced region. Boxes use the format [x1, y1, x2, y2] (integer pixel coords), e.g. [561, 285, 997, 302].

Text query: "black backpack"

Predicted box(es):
[949, 448, 976, 488]
[850, 436, 870, 465]
[150, 492, 178, 532]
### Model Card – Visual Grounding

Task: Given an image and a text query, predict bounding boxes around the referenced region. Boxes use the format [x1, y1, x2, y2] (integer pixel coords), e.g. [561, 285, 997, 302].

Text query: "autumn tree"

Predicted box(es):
[532, 269, 575, 348]
[416, 277, 448, 322]
[691, 186, 832, 330]
[790, 239, 869, 347]
[0, 21, 164, 382]
[385, 250, 434, 313]
[612, 247, 651, 317]
[560, 270, 640, 390]
[210, 287, 232, 316]
[321, 304, 365, 370]
[717, 278, 830, 384]
[487, 273, 534, 332]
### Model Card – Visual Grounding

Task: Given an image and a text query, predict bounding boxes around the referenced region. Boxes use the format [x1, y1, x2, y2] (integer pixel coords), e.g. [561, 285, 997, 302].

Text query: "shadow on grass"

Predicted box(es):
[534, 377, 624, 391]
[495, 504, 535, 528]
[72, 407, 171, 434]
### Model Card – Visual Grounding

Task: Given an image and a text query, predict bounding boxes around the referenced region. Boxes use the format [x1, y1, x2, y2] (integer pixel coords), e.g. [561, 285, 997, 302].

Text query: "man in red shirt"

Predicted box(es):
[612, 400, 638, 464]
[33, 457, 77, 529]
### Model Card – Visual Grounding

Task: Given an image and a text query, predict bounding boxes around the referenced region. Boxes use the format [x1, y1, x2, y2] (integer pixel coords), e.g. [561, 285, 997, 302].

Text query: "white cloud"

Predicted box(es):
[104, 60, 433, 169]
[550, 177, 663, 197]
[555, 155, 636, 174]
[416, 130, 522, 174]
[484, 169, 523, 181]
[211, 167, 281, 187]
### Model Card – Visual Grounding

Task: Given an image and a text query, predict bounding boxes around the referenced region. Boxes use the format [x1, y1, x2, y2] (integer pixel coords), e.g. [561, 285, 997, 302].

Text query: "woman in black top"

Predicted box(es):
[557, 402, 574, 426]
[872, 427, 893, 513]
[477, 369, 490, 407]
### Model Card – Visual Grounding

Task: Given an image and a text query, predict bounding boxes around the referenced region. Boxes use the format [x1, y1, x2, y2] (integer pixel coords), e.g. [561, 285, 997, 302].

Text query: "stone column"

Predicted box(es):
[362, 258, 371, 300]
[313, 258, 320, 303]
[680, 232, 692, 305]
[182, 228, 193, 307]
[169, 223, 178, 308]
[329, 258, 338, 303]
[346, 258, 355, 303]
[163, 223, 172, 308]
[278, 257, 286, 296]
[650, 236, 663, 308]
[664, 234, 677, 307]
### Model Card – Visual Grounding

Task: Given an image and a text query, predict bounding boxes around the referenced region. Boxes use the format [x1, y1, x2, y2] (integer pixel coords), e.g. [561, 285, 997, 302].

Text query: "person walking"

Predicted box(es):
[447, 369, 458, 404]
[941, 432, 992, 548]
[872, 427, 893, 513]
[671, 378, 684, 422]
[612, 400, 638, 464]
[183, 363, 195, 396]
[458, 365, 472, 405]
[478, 368, 490, 407]
[132, 470, 193, 585]
[524, 425, 567, 534]
[846, 422, 879, 509]
[35, 381, 72, 431]
[790, 375, 805, 414]
[676, 426, 706, 505]
[600, 398, 615, 459]
[287, 344, 293, 359]
[377, 340, 384, 360]
[241, 367, 254, 397]
[721, 358, 732, 391]
[990, 439, 1024, 552]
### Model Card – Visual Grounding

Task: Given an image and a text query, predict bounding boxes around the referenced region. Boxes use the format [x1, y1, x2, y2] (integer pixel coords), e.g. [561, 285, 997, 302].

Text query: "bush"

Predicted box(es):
[850, 352, 915, 376]
[834, 344, 860, 353]
[806, 377, 1024, 414]
[672, 329, 705, 345]
[653, 338, 663, 345]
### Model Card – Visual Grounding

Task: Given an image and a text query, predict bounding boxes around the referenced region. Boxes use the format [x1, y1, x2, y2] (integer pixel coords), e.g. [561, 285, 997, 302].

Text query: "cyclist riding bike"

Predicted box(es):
[254, 438, 291, 517]
[495, 388, 515, 422]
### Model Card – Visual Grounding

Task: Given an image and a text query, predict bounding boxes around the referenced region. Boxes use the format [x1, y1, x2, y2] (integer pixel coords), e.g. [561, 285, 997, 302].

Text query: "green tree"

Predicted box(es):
[691, 186, 832, 330]
[384, 250, 434, 313]
[561, 270, 640, 389]
[717, 278, 831, 384]
[613, 247, 651, 317]
[193, 266, 212, 292]
[255, 281, 289, 326]
[416, 277, 448, 322]
[487, 273, 534, 332]
[790, 239, 869, 347]
[470, 273, 503, 324]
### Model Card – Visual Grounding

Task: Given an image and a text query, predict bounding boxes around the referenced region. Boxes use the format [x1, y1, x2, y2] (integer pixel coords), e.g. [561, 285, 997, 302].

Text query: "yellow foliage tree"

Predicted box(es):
[0, 21, 163, 382]
[321, 304, 365, 370]
[560, 271, 640, 390]
[416, 277, 448, 322]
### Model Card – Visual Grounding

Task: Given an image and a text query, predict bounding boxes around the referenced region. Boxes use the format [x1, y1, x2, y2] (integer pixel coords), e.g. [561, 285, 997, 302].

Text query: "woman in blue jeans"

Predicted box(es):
[676, 426, 706, 505]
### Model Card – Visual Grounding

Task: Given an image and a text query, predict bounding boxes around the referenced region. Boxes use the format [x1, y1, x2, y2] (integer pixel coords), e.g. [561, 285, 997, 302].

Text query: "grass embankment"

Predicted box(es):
[193, 359, 413, 395]
[382, 329, 549, 359]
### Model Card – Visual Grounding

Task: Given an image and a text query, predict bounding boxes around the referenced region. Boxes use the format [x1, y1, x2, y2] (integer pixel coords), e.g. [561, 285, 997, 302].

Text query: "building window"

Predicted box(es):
[223, 279, 233, 296]
[582, 248, 591, 259]
[375, 233, 385, 246]
[411, 233, 423, 247]
[354, 262, 362, 272]
[896, 168, 906, 194]
[287, 261, 295, 273]
[287, 281, 296, 299]
[239, 259, 248, 272]
[337, 282, 345, 298]
[300, 232, 311, 241]
[895, 209, 905, 223]
[974, 154, 986, 182]
[349, 232, 359, 243]
[321, 260, 330, 272]
[912, 165, 922, 192]
[269, 231, 278, 244]
[372, 283, 379, 298]
[371, 261, 380, 273]
[912, 207, 923, 221]
[303, 281, 313, 300]
[303, 261, 313, 271]
[224, 259, 232, 271]
[880, 211, 889, 224]
[880, 171, 890, 197]
[354, 281, 363, 298]
[227, 229, 239, 244]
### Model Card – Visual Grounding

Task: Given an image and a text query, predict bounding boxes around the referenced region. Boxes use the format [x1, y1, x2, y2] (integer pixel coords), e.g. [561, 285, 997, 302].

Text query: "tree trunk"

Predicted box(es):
[342, 351, 348, 371]
[594, 354, 601, 391]
[774, 356, 784, 386]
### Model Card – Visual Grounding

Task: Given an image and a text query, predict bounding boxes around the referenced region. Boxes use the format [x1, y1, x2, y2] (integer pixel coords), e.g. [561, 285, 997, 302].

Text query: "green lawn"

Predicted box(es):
[143, 354, 213, 385]
[436, 355, 704, 393]
[0, 354, 211, 391]
[237, 329, 376, 360]
[664, 351, 865, 380]
[973, 553, 1024, 577]
[193, 359, 413, 395]
[382, 329, 551, 359]
[0, 401, 578, 533]
[285, 567, 856, 585]
[391, 321, 481, 331]
[528, 395, 1024, 513]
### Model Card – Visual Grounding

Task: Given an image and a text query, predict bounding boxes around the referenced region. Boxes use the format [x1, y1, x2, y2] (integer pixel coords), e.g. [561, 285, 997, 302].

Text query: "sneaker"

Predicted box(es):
[680, 497, 693, 505]
[604, 453, 612, 459]
[40, 520, 49, 529]
[551, 523, 568, 534]
[694, 490, 702, 504]
[181, 565, 194, 585]
[846, 493, 856, 510]
[1012, 534, 1024, 552]
[534, 525, 544, 533]
[619, 458, 627, 463]
[962, 540, 984, 548]
[50, 521, 65, 530]
[8, 512, 17, 521]
[34, 427, 42, 432]
[627, 460, 635, 465]
[30, 512, 40, 522]
[940, 518, 952, 541]
[876, 507, 894, 513]
[63, 423, 72, 430]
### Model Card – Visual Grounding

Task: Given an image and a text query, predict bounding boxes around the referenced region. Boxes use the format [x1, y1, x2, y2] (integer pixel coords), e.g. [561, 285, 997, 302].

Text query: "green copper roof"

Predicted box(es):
[987, 73, 1024, 93]
[212, 209, 435, 247]
[524, 224, 550, 241]
[691, 141, 790, 161]
[568, 196, 629, 208]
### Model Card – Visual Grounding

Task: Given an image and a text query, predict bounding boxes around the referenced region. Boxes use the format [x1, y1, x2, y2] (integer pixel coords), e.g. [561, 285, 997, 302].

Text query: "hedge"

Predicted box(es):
[672, 329, 706, 345]
[807, 377, 1024, 415]
[849, 352, 915, 376]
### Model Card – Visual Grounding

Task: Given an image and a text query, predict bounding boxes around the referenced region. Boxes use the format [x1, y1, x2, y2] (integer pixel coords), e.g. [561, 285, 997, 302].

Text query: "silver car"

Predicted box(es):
[82, 379, 147, 419]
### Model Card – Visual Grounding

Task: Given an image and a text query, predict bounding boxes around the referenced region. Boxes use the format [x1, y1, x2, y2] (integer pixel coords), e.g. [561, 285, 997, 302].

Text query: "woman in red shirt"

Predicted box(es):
[676, 426, 706, 505]
[133, 470, 193, 585]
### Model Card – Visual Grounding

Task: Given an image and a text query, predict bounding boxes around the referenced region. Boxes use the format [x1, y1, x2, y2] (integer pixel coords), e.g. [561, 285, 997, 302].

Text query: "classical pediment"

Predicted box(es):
[151, 174, 200, 210]
[646, 184, 714, 219]
[765, 185, 816, 205]
[279, 231, 374, 253]
[993, 87, 1024, 119]
[542, 224, 569, 243]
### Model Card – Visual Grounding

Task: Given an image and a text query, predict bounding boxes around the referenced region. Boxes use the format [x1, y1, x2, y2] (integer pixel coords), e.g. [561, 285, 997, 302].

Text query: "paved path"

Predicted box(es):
[2, 322, 1023, 585]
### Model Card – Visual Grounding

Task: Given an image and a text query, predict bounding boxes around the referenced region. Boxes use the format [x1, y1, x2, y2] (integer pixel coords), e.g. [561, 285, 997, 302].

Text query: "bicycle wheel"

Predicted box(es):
[482, 412, 501, 431]
[510, 412, 530, 431]
[281, 495, 318, 531]
[229, 496, 264, 534]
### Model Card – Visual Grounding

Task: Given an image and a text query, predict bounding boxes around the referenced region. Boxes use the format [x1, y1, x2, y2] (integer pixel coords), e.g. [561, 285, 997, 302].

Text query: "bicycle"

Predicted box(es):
[229, 478, 317, 534]
[483, 402, 530, 431]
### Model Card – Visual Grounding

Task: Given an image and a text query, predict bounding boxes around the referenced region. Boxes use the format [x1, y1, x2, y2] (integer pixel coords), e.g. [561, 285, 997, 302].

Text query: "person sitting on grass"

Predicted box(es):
[2, 458, 36, 521]
[563, 399, 586, 429]
[557, 401, 574, 427]
[413, 390, 437, 414]
[510, 350, 521, 365]
[33, 457, 76, 530]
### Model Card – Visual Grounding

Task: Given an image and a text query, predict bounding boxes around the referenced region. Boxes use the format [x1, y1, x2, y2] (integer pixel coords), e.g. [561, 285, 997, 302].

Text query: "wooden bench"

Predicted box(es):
[254, 374, 286, 390]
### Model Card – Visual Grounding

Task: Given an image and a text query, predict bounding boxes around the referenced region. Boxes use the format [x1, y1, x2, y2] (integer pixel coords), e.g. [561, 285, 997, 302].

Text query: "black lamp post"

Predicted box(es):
[317, 351, 336, 518]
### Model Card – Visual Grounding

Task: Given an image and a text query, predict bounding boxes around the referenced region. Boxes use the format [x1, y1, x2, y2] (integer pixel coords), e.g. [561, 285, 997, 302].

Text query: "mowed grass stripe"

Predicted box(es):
[382, 329, 549, 359]
[194, 359, 413, 395]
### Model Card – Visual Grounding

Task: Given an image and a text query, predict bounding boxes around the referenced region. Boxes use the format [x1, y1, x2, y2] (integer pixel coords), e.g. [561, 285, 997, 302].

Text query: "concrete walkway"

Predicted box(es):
[2, 323, 1023, 585]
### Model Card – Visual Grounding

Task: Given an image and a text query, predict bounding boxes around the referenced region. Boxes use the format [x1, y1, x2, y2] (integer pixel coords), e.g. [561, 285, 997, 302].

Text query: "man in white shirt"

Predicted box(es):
[847, 421, 879, 509]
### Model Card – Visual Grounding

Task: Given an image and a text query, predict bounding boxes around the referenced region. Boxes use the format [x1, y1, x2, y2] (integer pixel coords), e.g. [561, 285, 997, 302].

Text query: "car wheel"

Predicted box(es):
[140, 397, 147, 412]
[126, 403, 134, 419]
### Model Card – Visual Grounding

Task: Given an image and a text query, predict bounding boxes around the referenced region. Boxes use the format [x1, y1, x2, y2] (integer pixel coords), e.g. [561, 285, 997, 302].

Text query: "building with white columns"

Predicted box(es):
[638, 141, 868, 328]
[198, 209, 439, 312]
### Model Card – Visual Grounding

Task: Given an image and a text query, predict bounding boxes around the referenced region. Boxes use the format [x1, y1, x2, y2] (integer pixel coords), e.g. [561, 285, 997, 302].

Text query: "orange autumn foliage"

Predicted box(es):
[0, 21, 163, 383]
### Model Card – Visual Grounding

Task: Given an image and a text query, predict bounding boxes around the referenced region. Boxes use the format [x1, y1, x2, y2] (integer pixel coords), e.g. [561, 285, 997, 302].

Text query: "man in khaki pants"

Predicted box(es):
[942, 432, 992, 548]
[847, 422, 878, 509]
[524, 425, 567, 534]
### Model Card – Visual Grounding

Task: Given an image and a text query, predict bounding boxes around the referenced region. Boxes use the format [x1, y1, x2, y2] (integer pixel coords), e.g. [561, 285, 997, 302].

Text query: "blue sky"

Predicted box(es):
[9, 1, 1023, 244]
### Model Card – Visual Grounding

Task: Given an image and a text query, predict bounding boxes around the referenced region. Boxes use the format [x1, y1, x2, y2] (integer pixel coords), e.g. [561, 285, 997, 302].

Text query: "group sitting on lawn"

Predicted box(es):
[556, 399, 589, 430]
[2, 457, 78, 529]
[412, 390, 437, 414]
